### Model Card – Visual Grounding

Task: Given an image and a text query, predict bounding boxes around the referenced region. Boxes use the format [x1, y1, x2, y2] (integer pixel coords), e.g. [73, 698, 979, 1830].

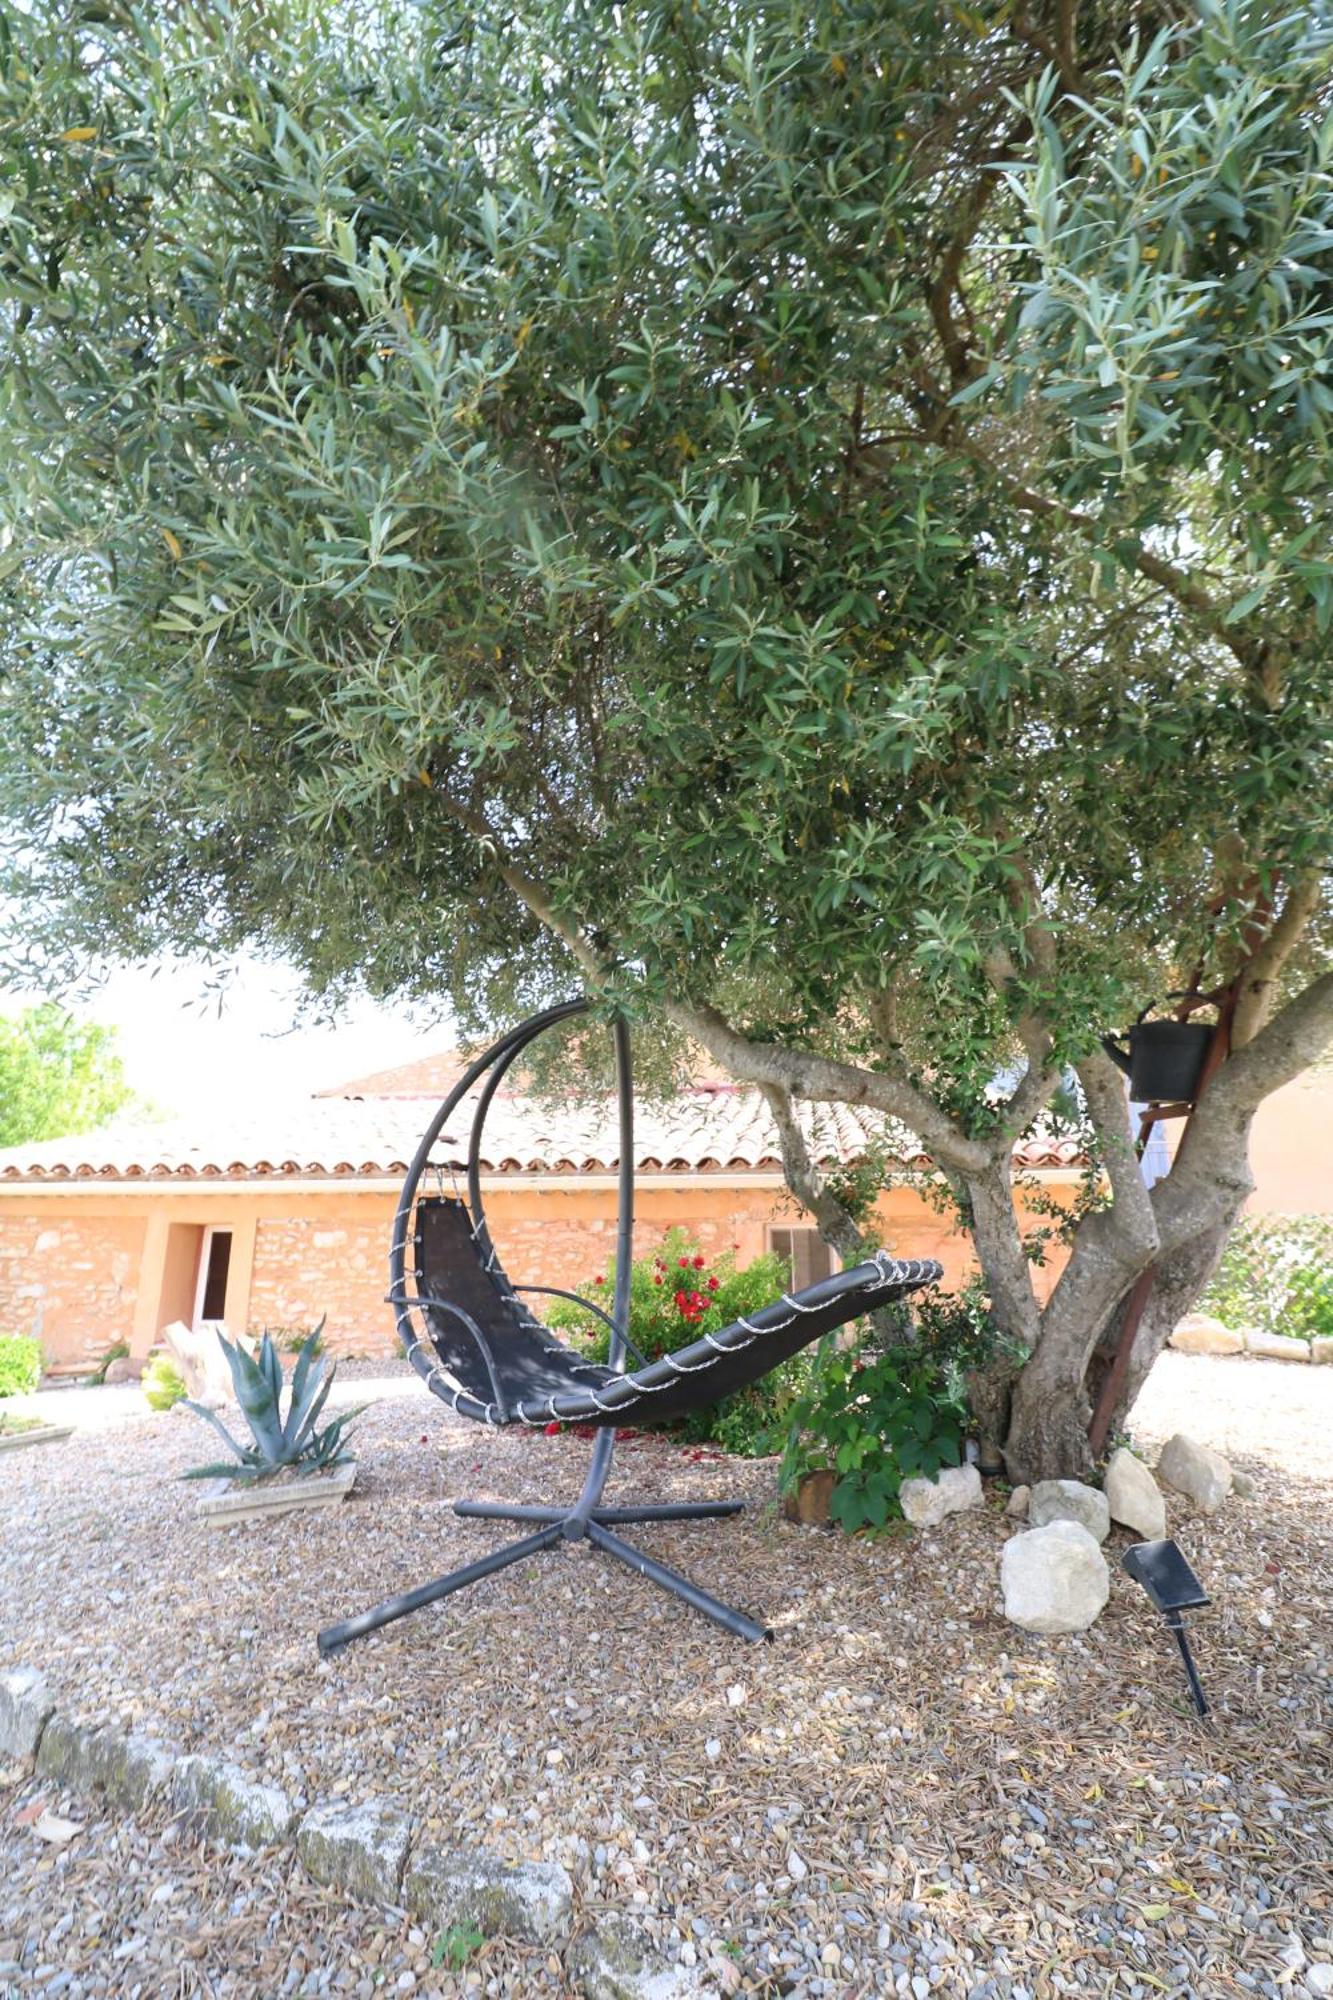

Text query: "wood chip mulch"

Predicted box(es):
[1, 1352, 1330, 1999]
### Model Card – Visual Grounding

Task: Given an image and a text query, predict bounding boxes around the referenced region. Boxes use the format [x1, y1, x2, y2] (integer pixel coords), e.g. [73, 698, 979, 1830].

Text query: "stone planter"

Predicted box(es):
[196, 1459, 357, 1528]
[781, 1468, 836, 1526]
[0, 1422, 74, 1455]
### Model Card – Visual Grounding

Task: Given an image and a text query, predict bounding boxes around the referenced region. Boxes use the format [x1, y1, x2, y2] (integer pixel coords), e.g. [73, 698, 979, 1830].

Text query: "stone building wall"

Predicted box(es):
[0, 1210, 146, 1364]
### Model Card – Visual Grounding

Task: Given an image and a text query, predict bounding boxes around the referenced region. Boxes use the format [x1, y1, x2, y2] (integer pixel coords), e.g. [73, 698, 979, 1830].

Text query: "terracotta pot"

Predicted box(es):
[782, 1467, 836, 1526]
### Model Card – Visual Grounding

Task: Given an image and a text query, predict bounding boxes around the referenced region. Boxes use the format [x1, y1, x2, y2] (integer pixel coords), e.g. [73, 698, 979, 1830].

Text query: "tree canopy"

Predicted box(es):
[1, 0, 1330, 1473]
[0, 1003, 132, 1147]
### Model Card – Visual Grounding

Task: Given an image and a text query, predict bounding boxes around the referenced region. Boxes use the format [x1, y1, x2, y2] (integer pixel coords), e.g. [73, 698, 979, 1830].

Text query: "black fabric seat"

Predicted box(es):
[410, 1194, 940, 1428]
[317, 998, 942, 1657]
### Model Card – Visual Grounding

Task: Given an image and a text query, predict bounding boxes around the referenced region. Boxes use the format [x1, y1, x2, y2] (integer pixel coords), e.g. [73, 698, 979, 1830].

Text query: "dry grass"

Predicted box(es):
[0, 1352, 1330, 1998]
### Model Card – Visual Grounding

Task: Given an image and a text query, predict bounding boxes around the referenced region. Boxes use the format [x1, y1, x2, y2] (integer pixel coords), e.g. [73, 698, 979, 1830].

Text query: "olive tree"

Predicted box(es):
[1, 0, 1330, 1476]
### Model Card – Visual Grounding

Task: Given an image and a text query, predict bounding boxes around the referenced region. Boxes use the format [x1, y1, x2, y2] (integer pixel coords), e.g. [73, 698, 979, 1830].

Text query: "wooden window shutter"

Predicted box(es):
[769, 1227, 835, 1290]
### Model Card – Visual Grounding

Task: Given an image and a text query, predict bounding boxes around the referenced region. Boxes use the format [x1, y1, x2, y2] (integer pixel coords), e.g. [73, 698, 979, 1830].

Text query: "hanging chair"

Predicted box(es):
[317, 999, 941, 1653]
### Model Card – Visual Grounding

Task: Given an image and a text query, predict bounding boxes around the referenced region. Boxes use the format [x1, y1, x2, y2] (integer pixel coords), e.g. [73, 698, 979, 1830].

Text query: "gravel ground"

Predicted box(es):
[1, 1352, 1330, 2000]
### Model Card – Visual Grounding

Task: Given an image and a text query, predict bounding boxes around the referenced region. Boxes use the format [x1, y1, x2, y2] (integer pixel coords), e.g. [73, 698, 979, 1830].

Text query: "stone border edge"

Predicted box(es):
[0, 1669, 706, 2000]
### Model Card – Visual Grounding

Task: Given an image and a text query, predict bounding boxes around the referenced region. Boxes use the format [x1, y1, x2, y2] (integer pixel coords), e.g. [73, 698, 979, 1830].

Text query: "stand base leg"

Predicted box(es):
[586, 1519, 773, 1644]
[453, 1498, 745, 1525]
[317, 1523, 562, 1656]
[319, 1501, 768, 1653]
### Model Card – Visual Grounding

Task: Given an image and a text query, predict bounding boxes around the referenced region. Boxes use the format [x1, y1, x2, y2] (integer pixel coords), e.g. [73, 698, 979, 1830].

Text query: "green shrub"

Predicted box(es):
[779, 1280, 1006, 1532]
[546, 1229, 813, 1456]
[1278, 1261, 1333, 1343]
[0, 1334, 42, 1398]
[142, 1353, 187, 1411]
[1200, 1215, 1333, 1341]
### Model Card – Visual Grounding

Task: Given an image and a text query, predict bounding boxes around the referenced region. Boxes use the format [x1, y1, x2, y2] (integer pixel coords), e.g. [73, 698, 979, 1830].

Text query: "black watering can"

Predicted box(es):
[1101, 1006, 1214, 1105]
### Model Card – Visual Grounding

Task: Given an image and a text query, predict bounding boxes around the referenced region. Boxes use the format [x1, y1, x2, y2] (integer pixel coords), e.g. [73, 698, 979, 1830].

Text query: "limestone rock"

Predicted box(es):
[1169, 1313, 1243, 1356]
[1104, 1447, 1167, 1540]
[570, 1916, 711, 1999]
[37, 1717, 175, 1812]
[103, 1355, 144, 1384]
[162, 1319, 235, 1403]
[1312, 1337, 1333, 1367]
[898, 1462, 982, 1529]
[1157, 1433, 1232, 1514]
[0, 1668, 54, 1761]
[1001, 1520, 1110, 1635]
[170, 1754, 292, 1850]
[404, 1846, 573, 1943]
[1005, 1485, 1030, 1520]
[1245, 1328, 1310, 1363]
[298, 1799, 413, 1906]
[1028, 1478, 1110, 1543]
[1232, 1470, 1256, 1499]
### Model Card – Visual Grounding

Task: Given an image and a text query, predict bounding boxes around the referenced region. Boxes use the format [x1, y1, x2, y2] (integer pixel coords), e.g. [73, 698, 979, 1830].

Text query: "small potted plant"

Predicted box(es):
[181, 1323, 364, 1527]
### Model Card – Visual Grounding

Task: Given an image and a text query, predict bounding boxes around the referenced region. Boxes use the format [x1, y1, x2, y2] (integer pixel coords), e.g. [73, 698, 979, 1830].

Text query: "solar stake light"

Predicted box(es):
[1122, 1539, 1212, 1718]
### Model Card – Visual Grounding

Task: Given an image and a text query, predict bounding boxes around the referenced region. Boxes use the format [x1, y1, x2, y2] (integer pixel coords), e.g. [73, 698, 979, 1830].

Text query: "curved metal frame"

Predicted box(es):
[319, 999, 765, 1655]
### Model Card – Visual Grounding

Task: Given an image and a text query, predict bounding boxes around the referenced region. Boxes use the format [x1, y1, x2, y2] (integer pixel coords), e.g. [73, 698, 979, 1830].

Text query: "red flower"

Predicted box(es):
[653, 1275, 664, 1286]
[678, 1257, 691, 1269]
[674, 1290, 688, 1307]
[707, 1276, 720, 1292]
[593, 1275, 605, 1285]
[544, 1420, 561, 1436]
[693, 1255, 706, 1269]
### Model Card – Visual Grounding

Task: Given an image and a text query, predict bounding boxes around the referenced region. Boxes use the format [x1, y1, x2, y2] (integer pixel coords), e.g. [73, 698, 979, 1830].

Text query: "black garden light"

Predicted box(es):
[1122, 1539, 1212, 1718]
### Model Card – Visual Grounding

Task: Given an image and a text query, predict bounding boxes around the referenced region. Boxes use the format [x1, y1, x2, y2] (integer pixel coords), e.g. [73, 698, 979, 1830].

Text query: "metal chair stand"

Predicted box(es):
[315, 998, 939, 1658]
[317, 1426, 772, 1653]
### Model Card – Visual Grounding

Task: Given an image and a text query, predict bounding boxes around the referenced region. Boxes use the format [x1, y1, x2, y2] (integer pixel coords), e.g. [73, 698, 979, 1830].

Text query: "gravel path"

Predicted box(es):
[1, 1354, 1329, 1999]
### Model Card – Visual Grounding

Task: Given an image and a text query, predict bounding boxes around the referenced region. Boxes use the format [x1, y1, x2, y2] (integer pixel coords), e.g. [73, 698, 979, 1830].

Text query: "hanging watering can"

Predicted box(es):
[1101, 1009, 1213, 1105]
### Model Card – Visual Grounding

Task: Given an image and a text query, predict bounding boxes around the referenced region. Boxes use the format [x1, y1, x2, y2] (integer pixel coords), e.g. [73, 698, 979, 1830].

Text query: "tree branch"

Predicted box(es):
[431, 787, 608, 985]
[758, 1082, 869, 1264]
[666, 999, 993, 1177]
[1230, 870, 1324, 1049]
[1185, 963, 1333, 1139]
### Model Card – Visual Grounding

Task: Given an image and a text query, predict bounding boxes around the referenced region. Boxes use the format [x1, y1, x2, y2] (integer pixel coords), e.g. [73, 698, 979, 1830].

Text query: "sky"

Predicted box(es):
[1, 954, 453, 1122]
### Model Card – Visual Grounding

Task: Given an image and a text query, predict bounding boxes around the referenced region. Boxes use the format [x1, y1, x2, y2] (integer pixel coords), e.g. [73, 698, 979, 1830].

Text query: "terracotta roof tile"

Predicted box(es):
[0, 1085, 1084, 1185]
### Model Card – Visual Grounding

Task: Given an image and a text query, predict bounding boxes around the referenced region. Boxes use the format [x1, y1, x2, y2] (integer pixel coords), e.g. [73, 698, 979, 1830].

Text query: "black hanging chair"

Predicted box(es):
[318, 999, 941, 1653]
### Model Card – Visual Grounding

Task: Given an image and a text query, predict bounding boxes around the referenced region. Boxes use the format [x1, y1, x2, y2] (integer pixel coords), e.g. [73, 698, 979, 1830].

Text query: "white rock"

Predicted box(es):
[1157, 1433, 1233, 1514]
[1306, 1963, 1333, 1997]
[162, 1319, 236, 1402]
[403, 1847, 573, 1942]
[1245, 1328, 1311, 1363]
[1005, 1485, 1030, 1520]
[1104, 1447, 1167, 1540]
[170, 1755, 292, 1850]
[0, 1668, 54, 1761]
[36, 1716, 175, 1812]
[899, 1462, 983, 1528]
[298, 1799, 413, 1906]
[570, 1915, 711, 1999]
[1028, 1479, 1110, 1543]
[1000, 1520, 1110, 1634]
[1312, 1337, 1333, 1367]
[1169, 1313, 1244, 1356]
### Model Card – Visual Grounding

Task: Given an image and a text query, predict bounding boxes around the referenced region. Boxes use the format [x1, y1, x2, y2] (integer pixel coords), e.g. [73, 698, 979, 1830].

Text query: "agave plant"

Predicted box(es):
[181, 1321, 362, 1483]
